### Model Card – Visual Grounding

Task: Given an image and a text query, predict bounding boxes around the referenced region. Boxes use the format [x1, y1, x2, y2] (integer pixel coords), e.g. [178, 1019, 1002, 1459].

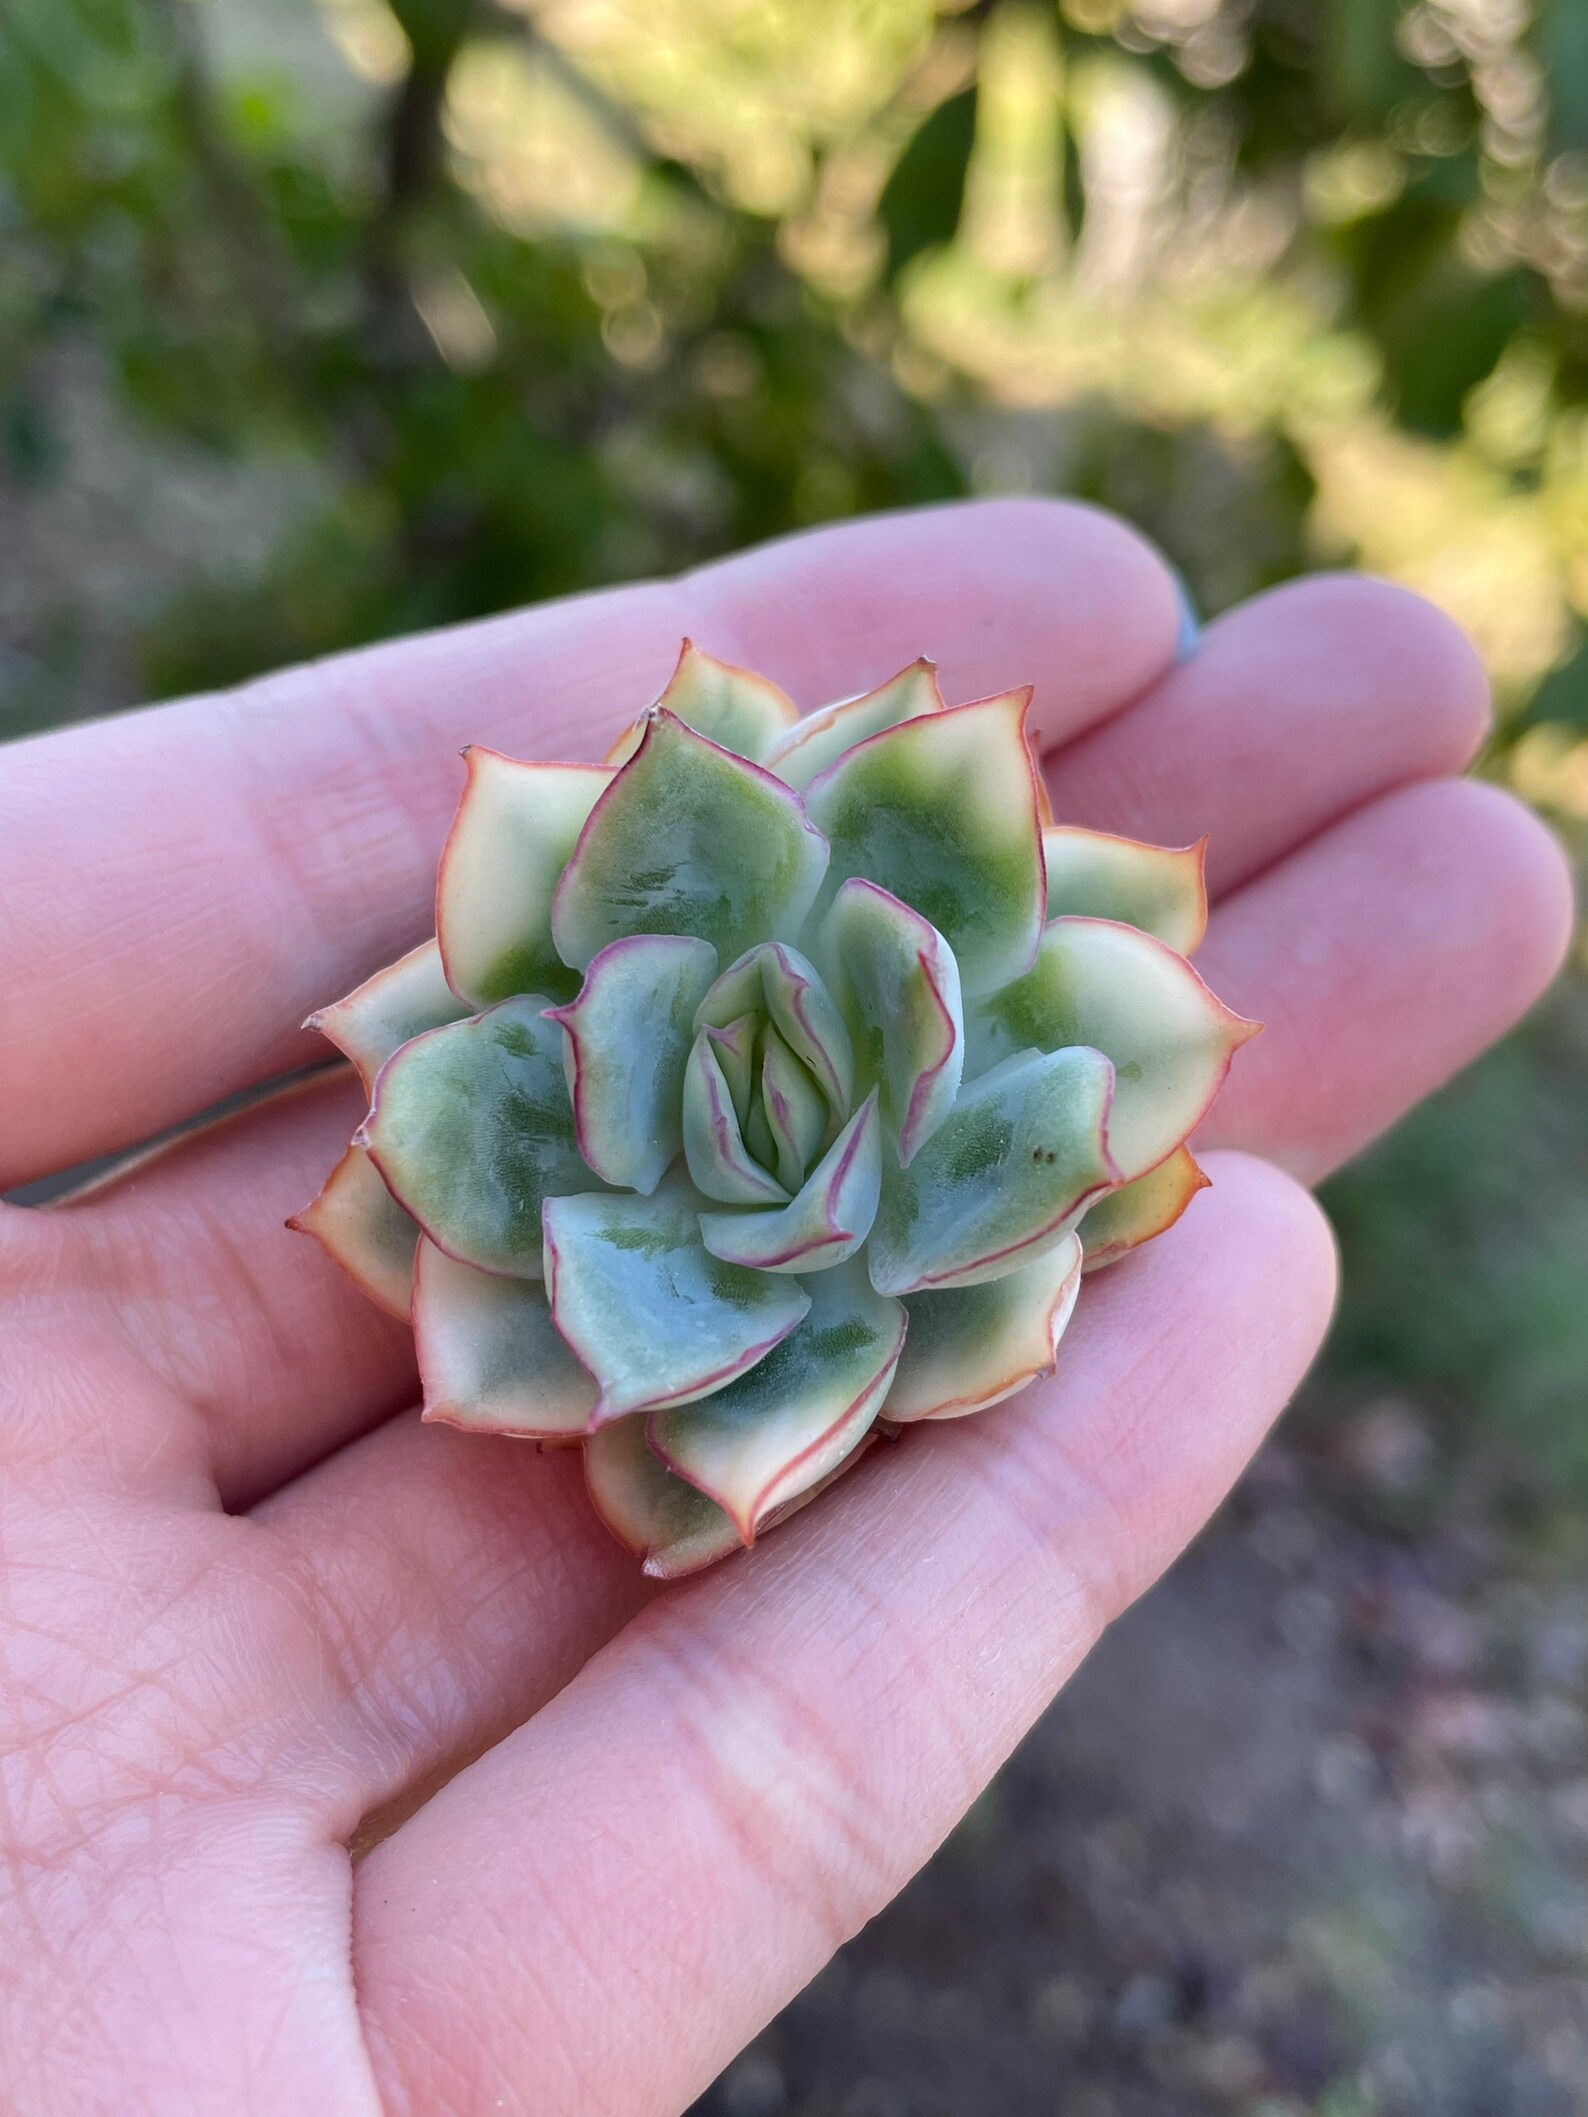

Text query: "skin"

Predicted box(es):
[0, 499, 1573, 2117]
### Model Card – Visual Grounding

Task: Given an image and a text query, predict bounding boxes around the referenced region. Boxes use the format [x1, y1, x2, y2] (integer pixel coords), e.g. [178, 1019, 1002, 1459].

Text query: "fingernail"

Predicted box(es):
[1171, 571, 1202, 663]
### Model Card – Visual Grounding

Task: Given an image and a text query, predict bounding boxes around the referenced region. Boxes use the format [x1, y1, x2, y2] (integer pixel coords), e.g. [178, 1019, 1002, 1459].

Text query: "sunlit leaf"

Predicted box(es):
[544, 1175, 810, 1419]
[547, 933, 718, 1193]
[359, 996, 586, 1276]
[868, 1046, 1118, 1295]
[885, 1232, 1082, 1423]
[650, 1256, 904, 1537]
[552, 711, 829, 971]
[414, 1238, 598, 1437]
[288, 1142, 418, 1320]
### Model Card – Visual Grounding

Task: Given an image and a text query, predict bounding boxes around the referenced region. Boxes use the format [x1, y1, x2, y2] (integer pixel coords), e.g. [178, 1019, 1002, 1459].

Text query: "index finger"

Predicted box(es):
[0, 499, 1177, 1187]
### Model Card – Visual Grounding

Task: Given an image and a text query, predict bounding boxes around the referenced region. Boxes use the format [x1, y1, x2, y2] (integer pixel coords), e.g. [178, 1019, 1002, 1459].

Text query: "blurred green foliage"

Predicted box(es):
[6, 0, 1588, 731]
[1319, 976, 1588, 1502]
[1, 0, 1585, 1484]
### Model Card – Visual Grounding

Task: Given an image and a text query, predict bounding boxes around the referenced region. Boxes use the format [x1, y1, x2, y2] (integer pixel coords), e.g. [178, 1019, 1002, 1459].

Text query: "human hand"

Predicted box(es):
[0, 502, 1571, 2115]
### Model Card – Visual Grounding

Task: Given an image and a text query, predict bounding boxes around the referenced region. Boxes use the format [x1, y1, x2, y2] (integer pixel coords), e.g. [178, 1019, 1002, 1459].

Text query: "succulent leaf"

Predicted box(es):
[306, 939, 468, 1091]
[436, 751, 611, 1008]
[696, 941, 854, 1111]
[742, 1091, 779, 1173]
[1080, 1144, 1209, 1271]
[867, 1046, 1119, 1295]
[884, 1231, 1082, 1423]
[819, 878, 963, 1165]
[359, 996, 586, 1277]
[584, 1416, 746, 1577]
[767, 657, 945, 791]
[682, 1029, 791, 1205]
[703, 1011, 758, 1128]
[588, 1418, 879, 1577]
[965, 916, 1259, 1182]
[287, 1142, 419, 1319]
[803, 690, 1046, 997]
[414, 1238, 598, 1437]
[552, 712, 830, 972]
[760, 1027, 830, 1191]
[1043, 826, 1209, 956]
[543, 1175, 811, 1421]
[649, 1256, 905, 1538]
[546, 934, 718, 1194]
[699, 1091, 882, 1274]
[606, 641, 800, 766]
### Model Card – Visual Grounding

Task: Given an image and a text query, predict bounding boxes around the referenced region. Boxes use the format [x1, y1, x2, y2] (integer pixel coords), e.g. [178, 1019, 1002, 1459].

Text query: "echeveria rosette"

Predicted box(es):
[292, 642, 1258, 1577]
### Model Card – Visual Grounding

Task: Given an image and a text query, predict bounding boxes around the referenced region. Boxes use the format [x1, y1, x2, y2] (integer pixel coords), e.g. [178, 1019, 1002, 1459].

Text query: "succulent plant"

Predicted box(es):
[293, 645, 1257, 1575]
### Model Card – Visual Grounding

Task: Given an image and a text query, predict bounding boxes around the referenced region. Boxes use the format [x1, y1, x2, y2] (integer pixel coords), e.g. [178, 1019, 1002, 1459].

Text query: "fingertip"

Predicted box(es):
[1427, 776, 1577, 1003]
[1194, 774, 1574, 1186]
[1170, 568, 1202, 663]
[1052, 568, 1495, 898]
[1362, 573, 1493, 764]
[1225, 571, 1493, 772]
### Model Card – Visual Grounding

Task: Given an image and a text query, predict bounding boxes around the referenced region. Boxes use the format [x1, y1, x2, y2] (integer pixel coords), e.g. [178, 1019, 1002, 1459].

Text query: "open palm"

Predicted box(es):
[0, 501, 1571, 2117]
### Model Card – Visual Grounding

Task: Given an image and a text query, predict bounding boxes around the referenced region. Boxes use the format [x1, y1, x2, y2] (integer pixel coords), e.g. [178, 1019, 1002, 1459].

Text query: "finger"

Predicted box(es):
[347, 1155, 1336, 2117]
[0, 500, 1178, 1187]
[1049, 574, 1491, 896]
[30, 1069, 417, 1503]
[1196, 778, 1575, 1181]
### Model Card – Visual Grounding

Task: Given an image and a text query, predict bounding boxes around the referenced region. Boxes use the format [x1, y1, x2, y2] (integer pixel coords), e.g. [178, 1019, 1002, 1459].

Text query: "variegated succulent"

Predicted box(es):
[293, 645, 1257, 1575]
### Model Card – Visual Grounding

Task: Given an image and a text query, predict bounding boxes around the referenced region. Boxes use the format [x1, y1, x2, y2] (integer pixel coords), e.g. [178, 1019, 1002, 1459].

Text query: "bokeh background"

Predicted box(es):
[3, 2, 1586, 2109]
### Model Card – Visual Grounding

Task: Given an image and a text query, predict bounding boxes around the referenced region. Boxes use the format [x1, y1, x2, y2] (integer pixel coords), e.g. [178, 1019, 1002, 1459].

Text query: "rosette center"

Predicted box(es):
[682, 942, 854, 1206]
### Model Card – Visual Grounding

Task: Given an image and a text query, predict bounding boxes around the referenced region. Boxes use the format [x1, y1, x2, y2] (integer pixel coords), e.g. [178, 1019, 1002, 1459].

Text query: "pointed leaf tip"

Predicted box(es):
[436, 751, 611, 1010]
[290, 1142, 419, 1319]
[361, 996, 586, 1278]
[552, 712, 830, 973]
[585, 1415, 747, 1574]
[650, 1256, 904, 1538]
[1042, 826, 1210, 956]
[885, 1232, 1083, 1423]
[590, 1412, 884, 1576]
[767, 656, 947, 791]
[608, 642, 801, 766]
[306, 939, 468, 1091]
[967, 916, 1256, 1183]
[689, 641, 800, 754]
[1080, 1145, 1211, 1271]
[804, 690, 1045, 997]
